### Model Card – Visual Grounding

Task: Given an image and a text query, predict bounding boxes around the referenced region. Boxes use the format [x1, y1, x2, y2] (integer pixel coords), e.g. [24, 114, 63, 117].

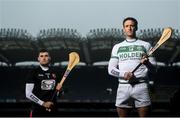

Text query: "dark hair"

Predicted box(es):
[39, 49, 49, 53]
[123, 17, 138, 30]
[38, 49, 50, 56]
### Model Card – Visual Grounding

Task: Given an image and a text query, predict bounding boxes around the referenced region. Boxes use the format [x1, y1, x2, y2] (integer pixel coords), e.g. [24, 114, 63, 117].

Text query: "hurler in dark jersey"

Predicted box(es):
[25, 49, 59, 117]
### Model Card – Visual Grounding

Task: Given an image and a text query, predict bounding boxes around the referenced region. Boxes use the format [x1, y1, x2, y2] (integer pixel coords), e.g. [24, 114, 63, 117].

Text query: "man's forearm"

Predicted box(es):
[25, 83, 44, 106]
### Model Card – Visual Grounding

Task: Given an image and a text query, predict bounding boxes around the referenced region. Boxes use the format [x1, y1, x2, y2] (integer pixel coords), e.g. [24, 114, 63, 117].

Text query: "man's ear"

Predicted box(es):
[123, 28, 125, 33]
[37, 57, 40, 62]
[48, 56, 51, 61]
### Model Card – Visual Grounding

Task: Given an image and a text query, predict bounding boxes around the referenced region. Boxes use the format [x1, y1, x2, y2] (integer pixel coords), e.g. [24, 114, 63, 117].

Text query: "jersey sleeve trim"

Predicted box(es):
[111, 56, 118, 59]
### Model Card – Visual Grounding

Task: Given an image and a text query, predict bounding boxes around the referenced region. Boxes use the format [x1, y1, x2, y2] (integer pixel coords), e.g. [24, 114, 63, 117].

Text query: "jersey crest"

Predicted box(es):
[41, 80, 55, 90]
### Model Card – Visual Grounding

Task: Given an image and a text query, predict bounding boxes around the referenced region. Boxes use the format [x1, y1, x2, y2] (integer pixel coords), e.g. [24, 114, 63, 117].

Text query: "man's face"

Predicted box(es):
[38, 52, 51, 66]
[123, 20, 136, 38]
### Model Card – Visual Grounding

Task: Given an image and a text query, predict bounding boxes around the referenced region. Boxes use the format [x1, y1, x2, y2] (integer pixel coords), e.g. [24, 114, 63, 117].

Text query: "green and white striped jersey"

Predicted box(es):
[108, 38, 156, 83]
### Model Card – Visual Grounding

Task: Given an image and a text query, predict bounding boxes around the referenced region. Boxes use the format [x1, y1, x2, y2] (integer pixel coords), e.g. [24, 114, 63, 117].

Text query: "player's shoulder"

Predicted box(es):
[26, 66, 40, 81]
[34, 66, 41, 71]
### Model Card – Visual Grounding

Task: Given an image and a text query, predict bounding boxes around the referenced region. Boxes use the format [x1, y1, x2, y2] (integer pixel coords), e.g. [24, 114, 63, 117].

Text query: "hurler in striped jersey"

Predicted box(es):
[108, 17, 156, 117]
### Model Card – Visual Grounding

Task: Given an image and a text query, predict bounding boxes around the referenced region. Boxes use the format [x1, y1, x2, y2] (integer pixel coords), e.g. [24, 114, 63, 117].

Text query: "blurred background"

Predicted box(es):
[0, 0, 180, 117]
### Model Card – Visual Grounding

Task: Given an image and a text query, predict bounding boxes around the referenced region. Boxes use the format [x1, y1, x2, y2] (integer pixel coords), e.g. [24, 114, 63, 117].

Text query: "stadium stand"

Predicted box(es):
[36, 28, 86, 64]
[0, 28, 36, 66]
[0, 28, 180, 66]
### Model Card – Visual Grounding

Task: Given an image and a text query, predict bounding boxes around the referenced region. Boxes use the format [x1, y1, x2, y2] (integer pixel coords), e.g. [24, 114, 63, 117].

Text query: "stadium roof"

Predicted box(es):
[0, 28, 180, 66]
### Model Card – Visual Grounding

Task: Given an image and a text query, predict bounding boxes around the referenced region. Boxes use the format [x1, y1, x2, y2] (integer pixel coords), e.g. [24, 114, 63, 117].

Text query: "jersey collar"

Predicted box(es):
[125, 38, 137, 43]
[40, 65, 49, 71]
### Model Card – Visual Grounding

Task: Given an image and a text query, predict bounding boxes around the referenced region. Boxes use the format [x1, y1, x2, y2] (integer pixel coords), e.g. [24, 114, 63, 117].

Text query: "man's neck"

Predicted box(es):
[126, 33, 136, 39]
[126, 38, 137, 42]
[40, 64, 49, 71]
